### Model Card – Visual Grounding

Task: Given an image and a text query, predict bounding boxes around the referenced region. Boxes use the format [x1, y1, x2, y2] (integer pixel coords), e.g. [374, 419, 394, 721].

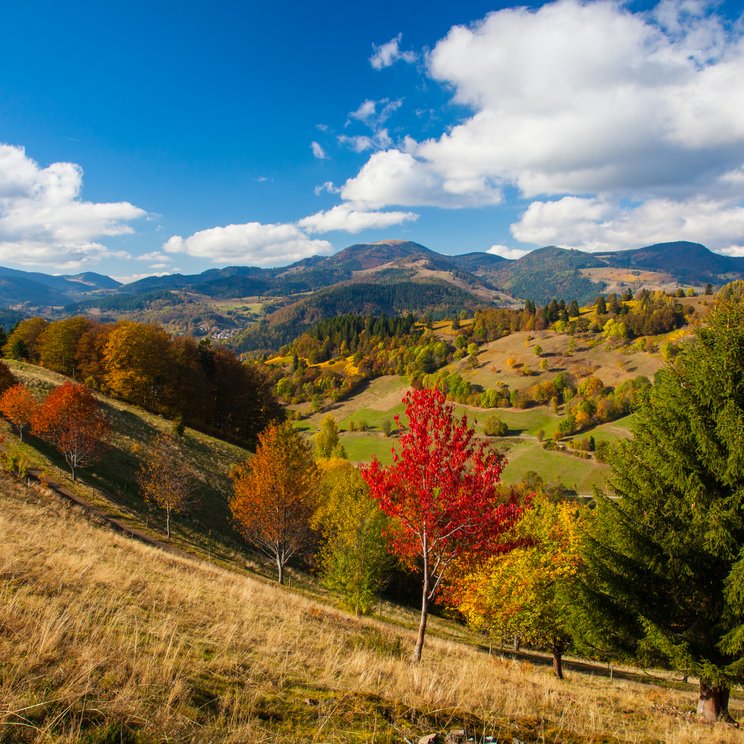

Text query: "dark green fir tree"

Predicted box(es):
[571, 282, 744, 723]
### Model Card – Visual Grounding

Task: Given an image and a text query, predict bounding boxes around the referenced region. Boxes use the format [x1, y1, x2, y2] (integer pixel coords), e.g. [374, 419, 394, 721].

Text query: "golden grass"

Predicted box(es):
[1, 474, 742, 743]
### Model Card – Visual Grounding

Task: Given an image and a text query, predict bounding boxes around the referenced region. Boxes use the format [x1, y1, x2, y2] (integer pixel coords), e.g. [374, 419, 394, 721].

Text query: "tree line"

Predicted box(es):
[3, 317, 282, 447]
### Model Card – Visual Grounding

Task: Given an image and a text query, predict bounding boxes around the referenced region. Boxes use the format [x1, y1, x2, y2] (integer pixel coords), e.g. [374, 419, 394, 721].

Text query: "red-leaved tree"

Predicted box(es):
[362, 388, 523, 662]
[32, 381, 109, 481]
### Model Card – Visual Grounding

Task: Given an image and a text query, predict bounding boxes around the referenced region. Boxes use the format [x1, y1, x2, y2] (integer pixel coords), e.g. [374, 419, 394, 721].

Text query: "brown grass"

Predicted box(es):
[0, 473, 742, 743]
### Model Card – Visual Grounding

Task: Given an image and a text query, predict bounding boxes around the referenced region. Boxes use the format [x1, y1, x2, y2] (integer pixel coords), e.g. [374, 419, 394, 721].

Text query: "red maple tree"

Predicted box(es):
[362, 387, 523, 662]
[32, 381, 109, 481]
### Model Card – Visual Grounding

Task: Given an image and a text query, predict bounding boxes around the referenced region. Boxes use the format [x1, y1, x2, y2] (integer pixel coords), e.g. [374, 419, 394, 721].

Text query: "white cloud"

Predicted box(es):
[349, 99, 377, 123]
[136, 251, 173, 262]
[511, 194, 744, 254]
[348, 98, 402, 127]
[338, 129, 392, 153]
[370, 33, 417, 70]
[487, 244, 530, 260]
[314, 181, 338, 196]
[0, 144, 145, 270]
[311, 141, 328, 160]
[163, 222, 333, 267]
[341, 149, 502, 208]
[298, 204, 418, 234]
[341, 0, 744, 252]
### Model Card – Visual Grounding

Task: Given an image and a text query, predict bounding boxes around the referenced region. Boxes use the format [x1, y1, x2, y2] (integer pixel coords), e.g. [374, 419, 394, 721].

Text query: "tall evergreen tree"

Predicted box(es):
[571, 283, 744, 722]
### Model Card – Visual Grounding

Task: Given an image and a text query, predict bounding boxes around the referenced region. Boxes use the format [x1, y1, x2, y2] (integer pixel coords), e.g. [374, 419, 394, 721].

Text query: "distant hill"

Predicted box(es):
[4, 239, 744, 338]
[598, 241, 744, 284]
[232, 280, 483, 353]
[0, 265, 121, 308]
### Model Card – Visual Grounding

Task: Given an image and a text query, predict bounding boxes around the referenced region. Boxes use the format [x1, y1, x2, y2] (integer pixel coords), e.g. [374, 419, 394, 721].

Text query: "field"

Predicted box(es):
[1, 472, 742, 743]
[293, 334, 648, 491]
[0, 361, 270, 577]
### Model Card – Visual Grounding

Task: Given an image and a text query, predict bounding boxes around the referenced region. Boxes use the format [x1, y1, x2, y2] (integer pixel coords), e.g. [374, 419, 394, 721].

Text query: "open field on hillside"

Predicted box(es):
[1, 474, 742, 743]
[464, 330, 664, 392]
[0, 361, 260, 574]
[499, 439, 609, 493]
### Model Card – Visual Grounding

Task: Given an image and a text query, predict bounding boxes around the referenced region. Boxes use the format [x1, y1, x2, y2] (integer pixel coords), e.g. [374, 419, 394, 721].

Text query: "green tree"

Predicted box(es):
[483, 414, 508, 437]
[313, 461, 392, 615]
[571, 284, 744, 722]
[314, 414, 340, 458]
[37, 316, 92, 377]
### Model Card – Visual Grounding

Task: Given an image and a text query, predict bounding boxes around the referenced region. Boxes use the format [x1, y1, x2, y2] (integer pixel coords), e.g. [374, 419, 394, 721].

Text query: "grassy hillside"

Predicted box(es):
[294, 322, 660, 491]
[1, 361, 262, 574]
[1, 473, 741, 743]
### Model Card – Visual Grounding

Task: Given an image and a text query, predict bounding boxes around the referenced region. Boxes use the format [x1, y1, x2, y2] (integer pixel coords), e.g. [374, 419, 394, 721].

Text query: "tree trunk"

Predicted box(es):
[70, 464, 76, 482]
[697, 681, 732, 723]
[413, 591, 429, 664]
[413, 565, 431, 663]
[552, 649, 564, 680]
[166, 507, 171, 539]
[277, 557, 284, 585]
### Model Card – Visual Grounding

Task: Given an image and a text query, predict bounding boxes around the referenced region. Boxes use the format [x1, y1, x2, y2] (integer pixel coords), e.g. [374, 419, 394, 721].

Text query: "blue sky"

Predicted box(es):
[1, 0, 743, 281]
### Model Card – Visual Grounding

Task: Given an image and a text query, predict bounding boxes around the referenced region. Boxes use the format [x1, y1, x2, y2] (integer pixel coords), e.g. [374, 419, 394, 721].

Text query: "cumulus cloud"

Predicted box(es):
[487, 244, 530, 260]
[0, 144, 145, 270]
[511, 195, 744, 254]
[297, 204, 418, 234]
[310, 141, 328, 160]
[342, 0, 744, 250]
[341, 149, 502, 208]
[163, 222, 333, 267]
[370, 33, 417, 70]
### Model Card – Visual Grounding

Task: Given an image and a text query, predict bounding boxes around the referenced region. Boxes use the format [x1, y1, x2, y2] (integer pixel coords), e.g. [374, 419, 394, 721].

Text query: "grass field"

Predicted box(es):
[1, 361, 261, 573]
[500, 439, 609, 493]
[1, 473, 742, 743]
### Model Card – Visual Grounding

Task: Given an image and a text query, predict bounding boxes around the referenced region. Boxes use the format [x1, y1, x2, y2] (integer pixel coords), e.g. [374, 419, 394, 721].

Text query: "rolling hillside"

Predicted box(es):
[2, 451, 741, 742]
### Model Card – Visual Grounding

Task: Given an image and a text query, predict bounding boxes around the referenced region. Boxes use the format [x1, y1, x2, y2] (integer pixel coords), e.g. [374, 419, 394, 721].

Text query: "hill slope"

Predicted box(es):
[1, 472, 740, 742]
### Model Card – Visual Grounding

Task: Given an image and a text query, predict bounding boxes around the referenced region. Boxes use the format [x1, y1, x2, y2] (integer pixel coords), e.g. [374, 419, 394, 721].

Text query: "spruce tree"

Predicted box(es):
[571, 283, 744, 722]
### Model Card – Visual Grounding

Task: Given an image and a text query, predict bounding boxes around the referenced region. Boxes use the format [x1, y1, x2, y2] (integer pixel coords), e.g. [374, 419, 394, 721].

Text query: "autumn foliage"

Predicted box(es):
[138, 434, 195, 538]
[448, 494, 583, 679]
[0, 384, 38, 441]
[230, 422, 320, 584]
[3, 317, 282, 447]
[31, 381, 109, 481]
[362, 387, 523, 662]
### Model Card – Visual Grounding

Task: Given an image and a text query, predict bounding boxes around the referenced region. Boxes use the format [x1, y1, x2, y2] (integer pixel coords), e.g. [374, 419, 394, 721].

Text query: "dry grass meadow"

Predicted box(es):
[1, 473, 742, 743]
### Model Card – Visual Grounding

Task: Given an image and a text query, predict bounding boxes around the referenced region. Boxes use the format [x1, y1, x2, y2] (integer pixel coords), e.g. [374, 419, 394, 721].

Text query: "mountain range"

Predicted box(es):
[1, 241, 742, 341]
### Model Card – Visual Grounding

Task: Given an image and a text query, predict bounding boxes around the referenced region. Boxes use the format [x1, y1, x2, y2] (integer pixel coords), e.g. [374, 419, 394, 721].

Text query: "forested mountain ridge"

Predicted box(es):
[2, 240, 742, 336]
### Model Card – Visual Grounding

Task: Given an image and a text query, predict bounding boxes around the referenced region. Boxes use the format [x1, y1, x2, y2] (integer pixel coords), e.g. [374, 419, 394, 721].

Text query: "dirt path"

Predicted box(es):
[25, 468, 182, 556]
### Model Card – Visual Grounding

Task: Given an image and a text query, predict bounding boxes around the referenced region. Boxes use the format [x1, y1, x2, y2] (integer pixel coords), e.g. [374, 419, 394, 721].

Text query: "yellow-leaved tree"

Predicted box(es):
[447, 494, 584, 679]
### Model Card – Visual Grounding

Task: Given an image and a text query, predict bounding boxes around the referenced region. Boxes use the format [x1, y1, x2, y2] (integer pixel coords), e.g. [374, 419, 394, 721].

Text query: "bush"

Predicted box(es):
[483, 414, 509, 437]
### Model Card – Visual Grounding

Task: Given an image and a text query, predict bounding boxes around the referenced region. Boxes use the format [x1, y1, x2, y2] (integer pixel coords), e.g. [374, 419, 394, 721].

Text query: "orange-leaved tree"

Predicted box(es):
[362, 387, 524, 663]
[0, 384, 38, 441]
[32, 381, 109, 481]
[138, 433, 195, 539]
[230, 422, 319, 584]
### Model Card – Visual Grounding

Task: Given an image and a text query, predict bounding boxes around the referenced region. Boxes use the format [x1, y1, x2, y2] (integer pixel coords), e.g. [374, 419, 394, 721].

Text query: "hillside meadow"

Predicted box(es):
[1, 472, 743, 743]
